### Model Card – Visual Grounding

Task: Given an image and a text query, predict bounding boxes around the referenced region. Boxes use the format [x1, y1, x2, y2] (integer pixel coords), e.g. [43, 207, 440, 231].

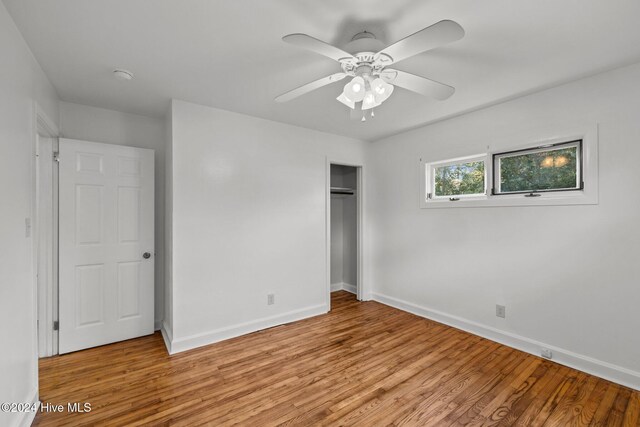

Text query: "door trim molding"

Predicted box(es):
[35, 103, 59, 139]
[33, 102, 59, 358]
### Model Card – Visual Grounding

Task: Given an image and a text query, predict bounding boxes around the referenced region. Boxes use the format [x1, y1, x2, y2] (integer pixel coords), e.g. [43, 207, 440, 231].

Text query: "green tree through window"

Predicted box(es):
[434, 161, 485, 197]
[497, 144, 579, 193]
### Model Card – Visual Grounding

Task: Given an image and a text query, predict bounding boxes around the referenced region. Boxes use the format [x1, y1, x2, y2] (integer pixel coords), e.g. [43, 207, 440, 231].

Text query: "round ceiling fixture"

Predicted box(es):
[113, 69, 134, 81]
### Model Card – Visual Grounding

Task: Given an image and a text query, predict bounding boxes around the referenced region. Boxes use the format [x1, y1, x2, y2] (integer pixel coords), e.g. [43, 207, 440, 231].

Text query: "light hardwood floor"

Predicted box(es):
[35, 291, 640, 426]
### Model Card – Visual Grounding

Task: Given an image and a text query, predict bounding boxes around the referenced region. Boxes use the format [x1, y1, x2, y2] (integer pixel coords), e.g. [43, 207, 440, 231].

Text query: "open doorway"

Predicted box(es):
[329, 163, 362, 308]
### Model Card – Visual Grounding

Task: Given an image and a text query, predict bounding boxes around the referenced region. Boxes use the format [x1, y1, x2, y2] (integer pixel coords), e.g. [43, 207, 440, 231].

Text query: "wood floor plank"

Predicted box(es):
[621, 390, 640, 426]
[374, 346, 521, 426]
[531, 370, 588, 427]
[605, 388, 632, 426]
[546, 375, 599, 426]
[590, 383, 624, 427]
[33, 291, 640, 426]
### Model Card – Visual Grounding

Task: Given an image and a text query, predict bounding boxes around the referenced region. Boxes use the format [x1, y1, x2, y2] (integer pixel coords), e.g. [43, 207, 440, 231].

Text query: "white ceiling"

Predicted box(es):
[5, 0, 640, 141]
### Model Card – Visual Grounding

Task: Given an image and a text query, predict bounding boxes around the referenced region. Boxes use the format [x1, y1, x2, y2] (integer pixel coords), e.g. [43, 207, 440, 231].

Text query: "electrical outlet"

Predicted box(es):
[267, 294, 275, 305]
[496, 304, 506, 318]
[541, 348, 553, 359]
[25, 218, 31, 238]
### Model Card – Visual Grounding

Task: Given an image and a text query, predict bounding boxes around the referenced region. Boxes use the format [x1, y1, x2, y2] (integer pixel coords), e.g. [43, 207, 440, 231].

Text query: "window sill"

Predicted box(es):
[421, 190, 598, 209]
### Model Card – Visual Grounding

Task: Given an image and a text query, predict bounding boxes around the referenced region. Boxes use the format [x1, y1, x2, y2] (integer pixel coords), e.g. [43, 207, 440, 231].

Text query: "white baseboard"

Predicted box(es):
[373, 292, 640, 391]
[160, 320, 173, 354]
[154, 320, 162, 332]
[342, 283, 357, 294]
[12, 387, 39, 427]
[167, 304, 327, 354]
[331, 282, 357, 294]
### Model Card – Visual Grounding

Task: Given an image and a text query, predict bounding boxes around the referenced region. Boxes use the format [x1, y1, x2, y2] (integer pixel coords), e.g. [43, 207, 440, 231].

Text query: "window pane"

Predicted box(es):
[434, 161, 485, 197]
[497, 143, 579, 194]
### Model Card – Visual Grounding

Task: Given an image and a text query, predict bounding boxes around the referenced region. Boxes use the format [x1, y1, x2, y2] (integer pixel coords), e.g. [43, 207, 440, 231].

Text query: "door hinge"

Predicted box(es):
[53, 320, 59, 331]
[53, 151, 60, 162]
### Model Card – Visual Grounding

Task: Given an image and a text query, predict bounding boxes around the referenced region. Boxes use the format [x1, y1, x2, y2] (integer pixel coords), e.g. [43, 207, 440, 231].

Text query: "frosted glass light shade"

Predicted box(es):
[336, 92, 355, 109]
[344, 76, 366, 102]
[361, 91, 381, 110]
[371, 78, 394, 103]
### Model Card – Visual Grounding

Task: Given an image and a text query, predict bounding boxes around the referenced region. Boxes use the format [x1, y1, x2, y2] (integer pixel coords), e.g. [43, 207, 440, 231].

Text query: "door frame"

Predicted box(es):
[325, 158, 367, 309]
[33, 102, 60, 357]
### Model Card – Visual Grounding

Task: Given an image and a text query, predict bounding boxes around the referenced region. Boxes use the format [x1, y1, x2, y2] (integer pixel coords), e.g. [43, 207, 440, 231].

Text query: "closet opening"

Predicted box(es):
[329, 163, 361, 308]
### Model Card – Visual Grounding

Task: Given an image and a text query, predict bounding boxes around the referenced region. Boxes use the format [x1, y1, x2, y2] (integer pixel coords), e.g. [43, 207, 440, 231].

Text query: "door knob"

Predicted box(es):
[143, 252, 151, 259]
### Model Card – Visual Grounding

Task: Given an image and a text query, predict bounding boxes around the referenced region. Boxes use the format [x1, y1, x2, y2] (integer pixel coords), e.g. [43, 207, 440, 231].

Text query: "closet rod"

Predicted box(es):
[330, 187, 355, 195]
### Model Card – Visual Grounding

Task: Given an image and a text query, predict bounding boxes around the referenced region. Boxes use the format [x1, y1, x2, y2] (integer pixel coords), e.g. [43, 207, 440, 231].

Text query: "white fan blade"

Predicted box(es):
[381, 69, 455, 100]
[376, 20, 464, 65]
[275, 73, 347, 103]
[283, 34, 357, 63]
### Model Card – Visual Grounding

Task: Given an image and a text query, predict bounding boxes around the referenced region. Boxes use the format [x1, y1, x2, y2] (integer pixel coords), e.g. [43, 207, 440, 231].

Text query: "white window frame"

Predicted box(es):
[419, 124, 599, 209]
[425, 153, 488, 202]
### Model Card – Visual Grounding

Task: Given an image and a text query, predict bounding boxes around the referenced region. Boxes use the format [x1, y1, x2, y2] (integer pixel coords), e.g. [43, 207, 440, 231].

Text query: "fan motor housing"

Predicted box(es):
[355, 52, 376, 63]
[340, 30, 388, 76]
[341, 53, 386, 76]
[355, 63, 373, 77]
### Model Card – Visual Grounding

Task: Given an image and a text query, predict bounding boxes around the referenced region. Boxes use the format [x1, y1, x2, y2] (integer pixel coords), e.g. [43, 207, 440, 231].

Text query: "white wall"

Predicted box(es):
[59, 101, 166, 329]
[0, 2, 59, 426]
[166, 100, 368, 352]
[330, 197, 344, 285]
[369, 62, 640, 389]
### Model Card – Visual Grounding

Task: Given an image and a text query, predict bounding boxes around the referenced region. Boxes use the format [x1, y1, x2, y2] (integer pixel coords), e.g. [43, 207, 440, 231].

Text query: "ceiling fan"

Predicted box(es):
[275, 20, 465, 120]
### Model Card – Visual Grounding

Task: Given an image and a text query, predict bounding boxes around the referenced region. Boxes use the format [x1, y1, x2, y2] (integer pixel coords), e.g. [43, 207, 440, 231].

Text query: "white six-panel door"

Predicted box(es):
[59, 139, 154, 354]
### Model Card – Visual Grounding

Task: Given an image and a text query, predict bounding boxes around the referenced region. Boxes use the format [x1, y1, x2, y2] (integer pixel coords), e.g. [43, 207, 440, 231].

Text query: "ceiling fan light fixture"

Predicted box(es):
[336, 92, 355, 109]
[277, 20, 465, 117]
[344, 76, 366, 102]
[361, 91, 381, 110]
[371, 78, 394, 103]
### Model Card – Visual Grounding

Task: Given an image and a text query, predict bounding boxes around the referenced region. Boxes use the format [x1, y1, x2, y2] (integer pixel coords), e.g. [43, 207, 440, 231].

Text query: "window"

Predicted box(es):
[421, 129, 598, 209]
[493, 140, 582, 195]
[427, 155, 487, 200]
